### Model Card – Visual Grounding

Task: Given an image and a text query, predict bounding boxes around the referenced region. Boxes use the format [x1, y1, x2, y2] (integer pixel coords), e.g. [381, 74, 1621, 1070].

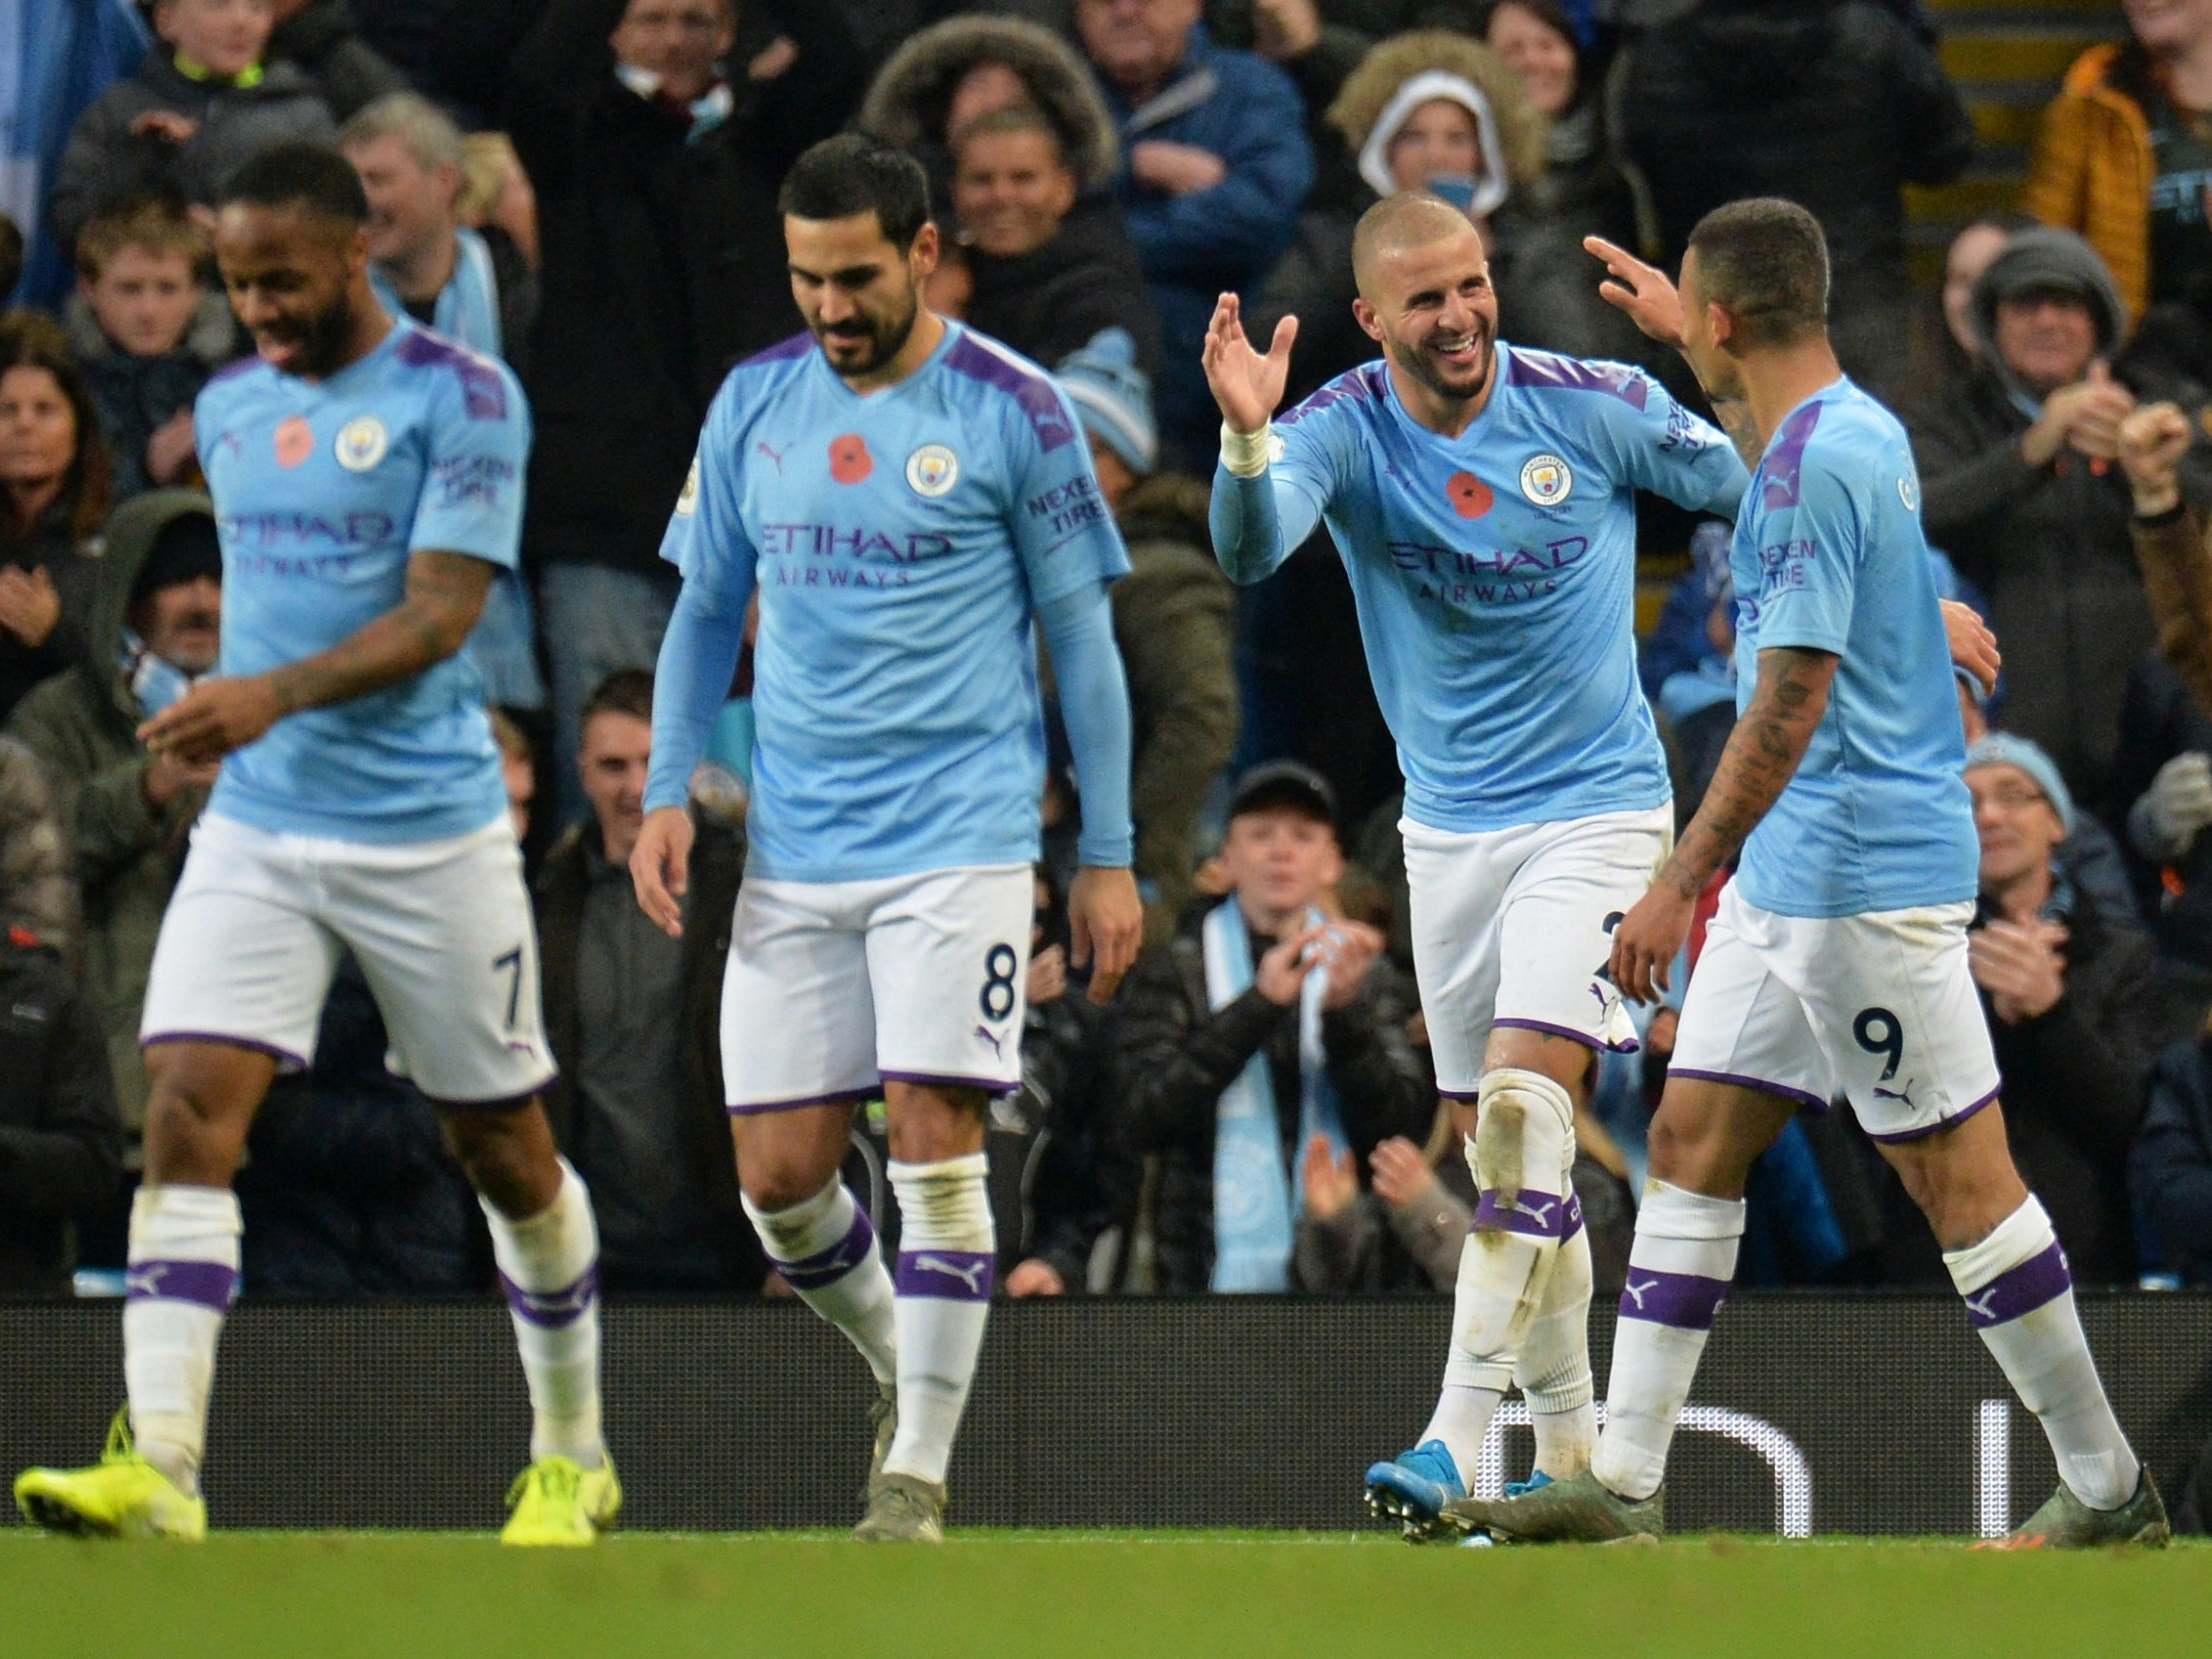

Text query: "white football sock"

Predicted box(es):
[1519, 1212, 1597, 1481]
[1427, 1070, 1575, 1482]
[124, 1184, 241, 1495]
[1592, 1180, 1743, 1503]
[743, 1177, 897, 1392]
[1945, 1196, 2139, 1511]
[483, 1158, 605, 1468]
[884, 1153, 995, 1487]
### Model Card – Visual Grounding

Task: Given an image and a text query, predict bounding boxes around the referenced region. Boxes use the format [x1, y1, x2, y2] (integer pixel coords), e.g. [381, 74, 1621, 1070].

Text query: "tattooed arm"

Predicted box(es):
[1608, 645, 1840, 1001]
[1698, 394, 1766, 474]
[138, 551, 495, 765]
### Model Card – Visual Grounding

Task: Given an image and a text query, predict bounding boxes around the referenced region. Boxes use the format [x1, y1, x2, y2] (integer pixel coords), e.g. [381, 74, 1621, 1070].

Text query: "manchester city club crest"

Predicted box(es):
[676, 456, 700, 516]
[334, 415, 389, 472]
[1898, 473, 1920, 513]
[1519, 452, 1574, 507]
[906, 443, 959, 497]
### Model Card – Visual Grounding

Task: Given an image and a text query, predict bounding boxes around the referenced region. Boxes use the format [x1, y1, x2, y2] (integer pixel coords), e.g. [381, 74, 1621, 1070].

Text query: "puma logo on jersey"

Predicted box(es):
[756, 440, 787, 472]
[974, 1024, 1005, 1061]
[1872, 1081, 1916, 1107]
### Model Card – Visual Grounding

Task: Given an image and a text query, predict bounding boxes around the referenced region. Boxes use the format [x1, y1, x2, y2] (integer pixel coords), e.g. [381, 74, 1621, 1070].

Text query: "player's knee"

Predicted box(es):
[738, 1155, 837, 1214]
[442, 1110, 560, 1216]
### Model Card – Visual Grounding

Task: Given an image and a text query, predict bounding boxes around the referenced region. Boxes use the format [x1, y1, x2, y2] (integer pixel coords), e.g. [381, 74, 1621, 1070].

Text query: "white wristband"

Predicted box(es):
[1219, 420, 1276, 479]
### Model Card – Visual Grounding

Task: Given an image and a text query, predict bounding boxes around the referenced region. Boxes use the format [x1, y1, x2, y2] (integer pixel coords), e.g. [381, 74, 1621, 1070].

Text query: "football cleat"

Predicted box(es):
[1972, 1471, 2170, 1551]
[1364, 1440, 1466, 1537]
[500, 1453, 621, 1546]
[13, 1409, 206, 1541]
[852, 1471, 946, 1543]
[1440, 1466, 1663, 1545]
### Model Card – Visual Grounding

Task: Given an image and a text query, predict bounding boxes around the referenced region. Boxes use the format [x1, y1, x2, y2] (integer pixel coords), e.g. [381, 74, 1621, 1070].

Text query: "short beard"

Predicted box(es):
[820, 292, 921, 377]
[296, 293, 366, 378]
[1390, 328, 1493, 407]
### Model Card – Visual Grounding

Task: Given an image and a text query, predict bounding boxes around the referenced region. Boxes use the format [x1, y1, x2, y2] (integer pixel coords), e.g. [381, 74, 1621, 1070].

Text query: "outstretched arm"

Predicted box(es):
[1609, 645, 1839, 1001]
[1203, 291, 1329, 583]
[138, 551, 493, 764]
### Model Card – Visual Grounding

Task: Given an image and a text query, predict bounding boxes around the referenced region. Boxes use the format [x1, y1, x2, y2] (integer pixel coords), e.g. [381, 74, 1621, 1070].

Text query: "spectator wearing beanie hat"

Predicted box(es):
[1913, 227, 2172, 808]
[1871, 732, 2212, 1286]
[1057, 330, 1234, 946]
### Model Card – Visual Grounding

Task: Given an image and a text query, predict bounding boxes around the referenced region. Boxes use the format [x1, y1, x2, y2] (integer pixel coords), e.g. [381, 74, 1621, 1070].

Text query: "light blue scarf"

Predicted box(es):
[1205, 899, 1347, 1293]
[120, 628, 196, 720]
[371, 227, 501, 357]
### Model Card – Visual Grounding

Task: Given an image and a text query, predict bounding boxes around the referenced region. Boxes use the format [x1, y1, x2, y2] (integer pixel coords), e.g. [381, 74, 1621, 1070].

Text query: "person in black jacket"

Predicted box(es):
[1876, 736, 2211, 1286]
[534, 669, 764, 1292]
[1613, 0, 1973, 401]
[1115, 762, 1431, 1292]
[2135, 1021, 2212, 1285]
[0, 925, 121, 1297]
[506, 0, 861, 822]
[939, 106, 1161, 376]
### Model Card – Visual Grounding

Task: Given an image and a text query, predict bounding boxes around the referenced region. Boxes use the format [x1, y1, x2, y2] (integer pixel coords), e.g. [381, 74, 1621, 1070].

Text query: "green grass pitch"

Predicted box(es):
[6, 1530, 2210, 1658]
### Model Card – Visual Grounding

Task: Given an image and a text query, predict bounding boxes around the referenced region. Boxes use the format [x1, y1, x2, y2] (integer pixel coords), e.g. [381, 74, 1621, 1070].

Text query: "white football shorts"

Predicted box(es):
[1402, 802, 1674, 1098]
[139, 811, 554, 1106]
[719, 863, 1033, 1113]
[1667, 882, 2001, 1141]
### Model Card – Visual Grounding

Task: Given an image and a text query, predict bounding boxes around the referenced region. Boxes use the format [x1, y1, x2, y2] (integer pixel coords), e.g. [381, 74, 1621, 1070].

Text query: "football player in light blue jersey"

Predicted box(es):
[1203, 189, 1749, 1534]
[1446, 200, 2166, 1550]
[628, 135, 1142, 1544]
[12, 146, 618, 1548]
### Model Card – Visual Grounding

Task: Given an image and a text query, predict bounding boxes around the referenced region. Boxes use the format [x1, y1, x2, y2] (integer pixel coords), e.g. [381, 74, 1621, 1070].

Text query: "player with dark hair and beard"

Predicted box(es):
[629, 132, 1141, 1543]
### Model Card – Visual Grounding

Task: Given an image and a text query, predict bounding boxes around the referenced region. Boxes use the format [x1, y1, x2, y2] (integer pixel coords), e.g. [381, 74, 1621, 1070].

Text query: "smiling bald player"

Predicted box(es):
[1202, 189, 1749, 1533]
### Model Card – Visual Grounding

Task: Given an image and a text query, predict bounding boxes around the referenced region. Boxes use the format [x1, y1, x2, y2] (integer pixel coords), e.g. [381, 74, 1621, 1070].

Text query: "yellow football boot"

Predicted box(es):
[14, 1410, 207, 1541]
[500, 1454, 621, 1546]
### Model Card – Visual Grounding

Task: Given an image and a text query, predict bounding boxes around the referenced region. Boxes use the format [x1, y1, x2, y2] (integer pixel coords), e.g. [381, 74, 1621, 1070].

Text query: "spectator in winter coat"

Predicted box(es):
[1877, 736, 2211, 1286]
[1911, 228, 2159, 807]
[8, 489, 217, 1142]
[2134, 1018, 2212, 1284]
[0, 922, 122, 1297]
[506, 0, 861, 823]
[939, 107, 1159, 375]
[1613, 0, 1973, 400]
[1076, 0, 1314, 465]
[1115, 762, 1431, 1292]
[48, 0, 338, 256]
[2023, 0, 2212, 325]
[0, 313, 112, 724]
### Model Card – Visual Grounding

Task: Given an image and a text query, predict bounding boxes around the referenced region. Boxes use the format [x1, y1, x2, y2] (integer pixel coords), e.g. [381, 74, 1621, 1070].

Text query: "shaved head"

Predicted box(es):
[1353, 191, 1476, 301]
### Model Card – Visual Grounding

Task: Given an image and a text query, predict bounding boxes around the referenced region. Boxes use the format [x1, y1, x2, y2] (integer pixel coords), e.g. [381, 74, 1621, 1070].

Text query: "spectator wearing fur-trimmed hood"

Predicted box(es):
[857, 15, 1122, 209]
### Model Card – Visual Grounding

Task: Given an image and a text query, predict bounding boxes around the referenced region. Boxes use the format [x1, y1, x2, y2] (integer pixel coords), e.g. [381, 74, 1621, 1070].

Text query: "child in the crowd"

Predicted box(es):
[70, 200, 229, 501]
[47, 0, 336, 256]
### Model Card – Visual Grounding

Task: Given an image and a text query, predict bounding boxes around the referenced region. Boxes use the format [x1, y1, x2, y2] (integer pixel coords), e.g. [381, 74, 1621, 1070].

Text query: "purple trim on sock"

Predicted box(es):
[427, 1073, 557, 1111]
[1472, 1187, 1571, 1239]
[498, 1262, 599, 1327]
[1617, 1266, 1729, 1330]
[728, 1086, 876, 1116]
[1666, 1068, 1830, 1115]
[1437, 1087, 1483, 1104]
[1492, 1017, 1640, 1055]
[1864, 1085, 2001, 1144]
[894, 1249, 995, 1301]
[125, 1259, 238, 1312]
[774, 1206, 878, 1291]
[140, 1030, 307, 1071]
[1962, 1239, 2072, 1329]
[878, 1069, 1018, 1096]
[1562, 1191, 1585, 1243]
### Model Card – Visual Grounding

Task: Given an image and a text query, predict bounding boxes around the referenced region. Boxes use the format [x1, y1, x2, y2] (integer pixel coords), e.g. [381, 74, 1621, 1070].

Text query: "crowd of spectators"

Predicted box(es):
[6, 0, 2212, 1307]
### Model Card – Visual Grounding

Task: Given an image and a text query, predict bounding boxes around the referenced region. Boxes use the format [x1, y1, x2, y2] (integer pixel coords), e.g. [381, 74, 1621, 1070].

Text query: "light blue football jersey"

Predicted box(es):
[195, 318, 528, 843]
[1261, 343, 1747, 832]
[1728, 378, 1978, 918]
[660, 321, 1131, 883]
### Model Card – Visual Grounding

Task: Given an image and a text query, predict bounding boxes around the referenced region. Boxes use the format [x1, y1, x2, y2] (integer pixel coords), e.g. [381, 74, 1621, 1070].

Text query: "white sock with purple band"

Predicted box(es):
[1422, 1069, 1575, 1480]
[742, 1178, 898, 1392]
[124, 1184, 242, 1494]
[483, 1157, 606, 1468]
[885, 1153, 995, 1487]
[1591, 1180, 1744, 1502]
[1517, 1188, 1596, 1480]
[1945, 1195, 2139, 1510]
